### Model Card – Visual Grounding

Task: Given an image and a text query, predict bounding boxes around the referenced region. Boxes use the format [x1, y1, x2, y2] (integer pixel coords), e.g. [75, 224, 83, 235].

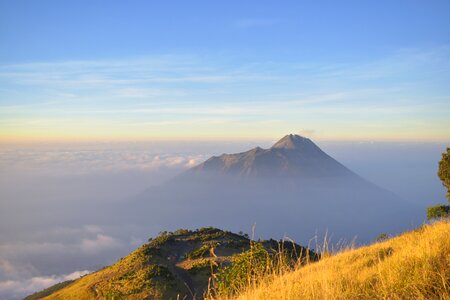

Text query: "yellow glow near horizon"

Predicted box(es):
[1, 121, 449, 144]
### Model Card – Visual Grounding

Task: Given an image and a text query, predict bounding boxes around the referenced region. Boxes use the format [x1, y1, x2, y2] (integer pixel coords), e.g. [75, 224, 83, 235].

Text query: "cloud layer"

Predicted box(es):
[0, 270, 90, 299]
[0, 223, 128, 300]
[0, 143, 208, 175]
[0, 143, 212, 299]
[0, 140, 446, 299]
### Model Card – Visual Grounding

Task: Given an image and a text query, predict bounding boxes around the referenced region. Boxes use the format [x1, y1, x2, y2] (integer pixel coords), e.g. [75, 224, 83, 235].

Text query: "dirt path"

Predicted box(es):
[167, 263, 197, 299]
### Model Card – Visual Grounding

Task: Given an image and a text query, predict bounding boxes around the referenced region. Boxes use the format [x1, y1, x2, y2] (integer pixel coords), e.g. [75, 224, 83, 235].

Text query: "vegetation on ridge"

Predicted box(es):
[28, 227, 313, 300]
[214, 220, 450, 300]
[28, 221, 450, 300]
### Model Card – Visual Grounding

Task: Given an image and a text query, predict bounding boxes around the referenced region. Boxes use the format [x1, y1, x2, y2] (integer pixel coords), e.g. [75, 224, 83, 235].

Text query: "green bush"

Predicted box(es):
[213, 243, 272, 297]
[187, 244, 211, 259]
[427, 204, 450, 220]
[438, 148, 450, 201]
[375, 233, 389, 242]
[188, 260, 212, 275]
[173, 229, 191, 236]
[427, 148, 450, 220]
[148, 231, 172, 247]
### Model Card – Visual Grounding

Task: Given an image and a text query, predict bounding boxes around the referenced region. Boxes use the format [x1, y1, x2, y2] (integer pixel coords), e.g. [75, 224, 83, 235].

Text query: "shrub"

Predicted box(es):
[212, 243, 272, 297]
[438, 147, 450, 201]
[427, 204, 450, 220]
[427, 148, 450, 220]
[187, 244, 212, 259]
[375, 233, 389, 242]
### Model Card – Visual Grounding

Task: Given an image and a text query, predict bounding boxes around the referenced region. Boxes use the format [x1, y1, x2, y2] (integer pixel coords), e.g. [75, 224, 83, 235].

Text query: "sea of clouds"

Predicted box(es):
[0, 141, 214, 299]
[0, 140, 447, 299]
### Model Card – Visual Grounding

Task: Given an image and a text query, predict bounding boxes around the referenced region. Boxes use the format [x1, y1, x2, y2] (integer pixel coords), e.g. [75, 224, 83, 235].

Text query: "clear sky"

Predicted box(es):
[1, 0, 449, 142]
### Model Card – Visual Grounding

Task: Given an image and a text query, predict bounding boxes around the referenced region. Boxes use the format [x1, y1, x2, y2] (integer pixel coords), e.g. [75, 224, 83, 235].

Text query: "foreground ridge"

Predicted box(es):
[224, 220, 450, 300]
[26, 221, 450, 299]
[26, 227, 314, 300]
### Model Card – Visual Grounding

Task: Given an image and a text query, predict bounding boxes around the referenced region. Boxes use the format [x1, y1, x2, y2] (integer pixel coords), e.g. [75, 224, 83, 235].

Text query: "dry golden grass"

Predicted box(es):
[218, 220, 450, 300]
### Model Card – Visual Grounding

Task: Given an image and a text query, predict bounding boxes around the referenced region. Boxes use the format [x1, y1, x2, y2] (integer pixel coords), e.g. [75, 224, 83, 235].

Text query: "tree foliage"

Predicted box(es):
[213, 243, 272, 297]
[427, 204, 450, 220]
[427, 148, 450, 220]
[438, 147, 450, 201]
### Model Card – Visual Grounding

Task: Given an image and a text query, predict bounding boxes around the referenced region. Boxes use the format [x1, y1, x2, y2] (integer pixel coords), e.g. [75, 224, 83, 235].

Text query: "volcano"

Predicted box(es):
[129, 134, 420, 244]
[191, 134, 353, 178]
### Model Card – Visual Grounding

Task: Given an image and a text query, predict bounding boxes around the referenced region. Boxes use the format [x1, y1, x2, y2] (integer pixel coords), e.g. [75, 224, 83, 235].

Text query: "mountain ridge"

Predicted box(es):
[190, 134, 354, 178]
[25, 228, 315, 300]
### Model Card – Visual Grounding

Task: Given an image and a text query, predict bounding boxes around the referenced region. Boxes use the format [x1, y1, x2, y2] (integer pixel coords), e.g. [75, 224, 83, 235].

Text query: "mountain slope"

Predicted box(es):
[28, 228, 314, 300]
[191, 134, 353, 178]
[221, 220, 450, 300]
[128, 134, 421, 244]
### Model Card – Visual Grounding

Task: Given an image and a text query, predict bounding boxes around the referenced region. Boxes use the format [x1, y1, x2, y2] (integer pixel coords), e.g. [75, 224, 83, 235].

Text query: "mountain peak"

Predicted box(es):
[189, 134, 353, 178]
[271, 134, 312, 150]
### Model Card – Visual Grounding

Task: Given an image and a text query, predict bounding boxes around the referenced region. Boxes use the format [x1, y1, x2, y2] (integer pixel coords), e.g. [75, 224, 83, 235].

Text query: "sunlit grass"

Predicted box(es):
[214, 220, 450, 300]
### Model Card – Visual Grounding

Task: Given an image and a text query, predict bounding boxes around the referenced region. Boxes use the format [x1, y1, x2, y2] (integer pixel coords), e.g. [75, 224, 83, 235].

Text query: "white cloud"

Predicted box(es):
[186, 158, 200, 168]
[0, 242, 70, 258]
[299, 129, 316, 137]
[80, 234, 121, 255]
[0, 55, 271, 91]
[1, 48, 448, 143]
[0, 230, 123, 262]
[83, 224, 103, 234]
[0, 146, 208, 175]
[0, 225, 123, 299]
[0, 259, 37, 281]
[0, 270, 90, 299]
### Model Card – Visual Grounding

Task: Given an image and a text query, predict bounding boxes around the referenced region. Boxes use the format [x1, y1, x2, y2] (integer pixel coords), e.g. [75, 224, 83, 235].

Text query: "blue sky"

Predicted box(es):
[0, 1, 449, 141]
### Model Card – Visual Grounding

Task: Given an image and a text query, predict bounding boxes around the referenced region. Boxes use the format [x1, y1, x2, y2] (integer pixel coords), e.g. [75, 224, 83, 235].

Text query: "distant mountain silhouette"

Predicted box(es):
[126, 134, 422, 245]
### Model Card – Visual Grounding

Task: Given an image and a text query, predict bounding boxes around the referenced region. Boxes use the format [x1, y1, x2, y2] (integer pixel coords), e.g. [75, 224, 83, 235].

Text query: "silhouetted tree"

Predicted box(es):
[427, 148, 450, 220]
[427, 204, 450, 220]
[438, 148, 450, 201]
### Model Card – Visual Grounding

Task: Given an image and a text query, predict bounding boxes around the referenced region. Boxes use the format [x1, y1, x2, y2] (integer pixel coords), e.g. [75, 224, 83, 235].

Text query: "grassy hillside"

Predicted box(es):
[216, 220, 450, 300]
[28, 221, 449, 299]
[24, 281, 74, 300]
[29, 227, 312, 300]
